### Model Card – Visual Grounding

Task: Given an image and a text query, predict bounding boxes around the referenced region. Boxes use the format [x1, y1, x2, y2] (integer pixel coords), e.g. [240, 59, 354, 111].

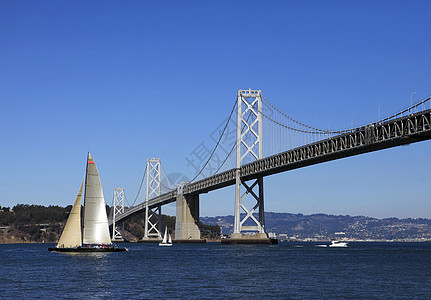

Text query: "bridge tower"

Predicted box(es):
[112, 187, 125, 242]
[143, 158, 162, 241]
[228, 89, 271, 243]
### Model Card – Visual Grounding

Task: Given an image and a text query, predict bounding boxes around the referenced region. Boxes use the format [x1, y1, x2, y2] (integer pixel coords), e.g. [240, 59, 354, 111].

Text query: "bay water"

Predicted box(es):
[1, 242, 430, 299]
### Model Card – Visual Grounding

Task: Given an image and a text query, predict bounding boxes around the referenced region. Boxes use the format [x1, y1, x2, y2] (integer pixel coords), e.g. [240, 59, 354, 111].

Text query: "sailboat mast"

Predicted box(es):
[82, 152, 89, 243]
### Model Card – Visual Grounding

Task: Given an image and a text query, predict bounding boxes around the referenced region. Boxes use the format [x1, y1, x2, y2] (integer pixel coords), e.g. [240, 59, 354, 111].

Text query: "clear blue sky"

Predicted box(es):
[1, 1, 430, 219]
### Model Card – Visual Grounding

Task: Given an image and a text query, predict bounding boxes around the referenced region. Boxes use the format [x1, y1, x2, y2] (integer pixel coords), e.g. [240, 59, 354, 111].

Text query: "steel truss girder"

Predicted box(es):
[144, 158, 162, 238]
[112, 187, 125, 240]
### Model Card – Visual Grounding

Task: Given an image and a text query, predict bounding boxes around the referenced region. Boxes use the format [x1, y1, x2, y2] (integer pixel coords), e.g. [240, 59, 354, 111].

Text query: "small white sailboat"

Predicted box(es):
[159, 227, 173, 247]
[49, 153, 126, 252]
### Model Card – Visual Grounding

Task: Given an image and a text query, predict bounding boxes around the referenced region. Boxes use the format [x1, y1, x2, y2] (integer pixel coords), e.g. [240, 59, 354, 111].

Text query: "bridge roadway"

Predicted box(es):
[109, 108, 431, 225]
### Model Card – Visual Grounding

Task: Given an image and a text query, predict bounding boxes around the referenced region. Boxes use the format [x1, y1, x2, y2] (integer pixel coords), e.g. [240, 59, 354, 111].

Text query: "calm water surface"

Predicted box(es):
[0, 242, 430, 299]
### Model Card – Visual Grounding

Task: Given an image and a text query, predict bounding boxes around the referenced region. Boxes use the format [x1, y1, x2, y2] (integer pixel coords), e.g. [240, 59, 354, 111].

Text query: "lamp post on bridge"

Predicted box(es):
[378, 103, 384, 122]
[410, 91, 416, 114]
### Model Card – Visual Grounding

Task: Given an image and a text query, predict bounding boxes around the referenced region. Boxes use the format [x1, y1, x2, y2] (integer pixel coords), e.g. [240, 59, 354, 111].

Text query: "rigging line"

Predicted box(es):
[190, 99, 238, 183]
[131, 164, 147, 207]
[262, 96, 344, 133]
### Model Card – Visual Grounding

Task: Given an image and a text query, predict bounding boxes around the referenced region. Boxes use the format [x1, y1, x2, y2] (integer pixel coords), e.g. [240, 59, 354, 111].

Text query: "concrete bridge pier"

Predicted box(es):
[174, 192, 205, 243]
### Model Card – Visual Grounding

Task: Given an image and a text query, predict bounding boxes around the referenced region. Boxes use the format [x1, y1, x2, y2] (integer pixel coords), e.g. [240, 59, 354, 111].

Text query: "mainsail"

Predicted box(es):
[83, 153, 112, 245]
[57, 181, 83, 248]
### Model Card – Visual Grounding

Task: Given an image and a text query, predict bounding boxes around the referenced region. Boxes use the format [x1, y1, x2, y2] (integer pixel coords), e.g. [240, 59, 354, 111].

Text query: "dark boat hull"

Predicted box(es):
[48, 247, 127, 252]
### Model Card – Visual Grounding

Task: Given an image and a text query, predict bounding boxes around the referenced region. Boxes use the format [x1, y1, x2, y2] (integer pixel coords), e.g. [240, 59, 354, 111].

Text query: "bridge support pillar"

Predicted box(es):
[142, 158, 162, 242]
[112, 187, 125, 242]
[175, 191, 205, 243]
[223, 176, 275, 244]
[223, 89, 277, 244]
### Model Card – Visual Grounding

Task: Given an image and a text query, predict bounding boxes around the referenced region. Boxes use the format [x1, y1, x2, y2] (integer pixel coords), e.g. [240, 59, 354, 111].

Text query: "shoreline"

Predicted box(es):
[2, 239, 430, 245]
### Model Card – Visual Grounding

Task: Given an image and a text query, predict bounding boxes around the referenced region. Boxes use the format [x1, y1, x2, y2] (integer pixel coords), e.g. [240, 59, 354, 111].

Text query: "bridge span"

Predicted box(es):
[109, 90, 431, 243]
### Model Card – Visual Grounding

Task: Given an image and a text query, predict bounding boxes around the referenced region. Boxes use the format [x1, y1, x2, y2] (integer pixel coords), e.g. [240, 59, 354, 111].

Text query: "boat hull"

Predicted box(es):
[48, 247, 127, 252]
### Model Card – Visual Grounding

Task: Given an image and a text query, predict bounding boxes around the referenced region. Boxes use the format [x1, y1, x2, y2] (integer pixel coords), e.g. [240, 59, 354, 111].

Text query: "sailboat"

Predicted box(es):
[159, 227, 173, 247]
[48, 153, 127, 252]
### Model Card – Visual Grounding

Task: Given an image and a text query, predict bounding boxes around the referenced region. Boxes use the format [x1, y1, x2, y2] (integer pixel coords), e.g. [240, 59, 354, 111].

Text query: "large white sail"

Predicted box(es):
[162, 227, 168, 244]
[159, 227, 172, 246]
[57, 181, 83, 248]
[83, 153, 112, 245]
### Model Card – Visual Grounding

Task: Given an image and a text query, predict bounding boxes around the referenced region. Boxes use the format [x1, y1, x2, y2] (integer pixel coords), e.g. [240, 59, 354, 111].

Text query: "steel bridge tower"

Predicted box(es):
[143, 158, 162, 240]
[112, 187, 125, 241]
[231, 89, 268, 241]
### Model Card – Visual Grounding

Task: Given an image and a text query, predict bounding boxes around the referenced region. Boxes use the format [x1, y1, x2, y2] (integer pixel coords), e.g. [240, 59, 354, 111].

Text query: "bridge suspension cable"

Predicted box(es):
[379, 96, 431, 123]
[130, 164, 147, 207]
[188, 95, 264, 182]
[259, 94, 431, 158]
[262, 95, 431, 134]
[122, 190, 131, 208]
[213, 138, 236, 175]
[189, 99, 238, 183]
[160, 163, 178, 192]
[261, 96, 351, 134]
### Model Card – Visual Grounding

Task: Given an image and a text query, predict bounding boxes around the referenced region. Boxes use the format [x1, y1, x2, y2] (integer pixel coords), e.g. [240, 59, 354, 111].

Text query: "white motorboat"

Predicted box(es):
[329, 240, 348, 248]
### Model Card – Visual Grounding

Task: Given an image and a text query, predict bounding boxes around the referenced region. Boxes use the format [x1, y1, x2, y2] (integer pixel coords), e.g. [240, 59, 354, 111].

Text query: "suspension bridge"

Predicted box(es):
[109, 89, 431, 244]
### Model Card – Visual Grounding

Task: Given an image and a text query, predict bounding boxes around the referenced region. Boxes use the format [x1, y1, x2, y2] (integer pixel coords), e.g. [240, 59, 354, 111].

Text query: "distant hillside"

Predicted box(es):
[1, 205, 430, 242]
[0, 204, 219, 243]
[201, 212, 431, 241]
[0, 204, 69, 243]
